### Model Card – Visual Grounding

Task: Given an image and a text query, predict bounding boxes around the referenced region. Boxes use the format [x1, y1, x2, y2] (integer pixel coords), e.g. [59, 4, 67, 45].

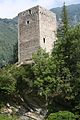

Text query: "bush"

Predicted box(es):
[47, 111, 75, 120]
[0, 114, 18, 120]
[0, 65, 16, 94]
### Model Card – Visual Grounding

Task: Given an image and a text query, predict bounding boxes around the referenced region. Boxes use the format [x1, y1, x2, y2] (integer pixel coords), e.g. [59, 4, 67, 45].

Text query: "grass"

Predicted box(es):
[0, 114, 19, 120]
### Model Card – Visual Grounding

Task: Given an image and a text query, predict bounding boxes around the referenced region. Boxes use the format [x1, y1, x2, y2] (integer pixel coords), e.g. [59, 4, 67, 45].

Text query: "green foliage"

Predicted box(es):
[52, 3, 80, 117]
[32, 49, 64, 110]
[0, 114, 18, 120]
[51, 4, 80, 26]
[32, 49, 58, 97]
[0, 6, 80, 118]
[69, 25, 80, 116]
[61, 2, 69, 34]
[0, 18, 17, 67]
[52, 4, 72, 100]
[13, 64, 34, 95]
[47, 111, 75, 120]
[0, 65, 16, 94]
[52, 6, 80, 116]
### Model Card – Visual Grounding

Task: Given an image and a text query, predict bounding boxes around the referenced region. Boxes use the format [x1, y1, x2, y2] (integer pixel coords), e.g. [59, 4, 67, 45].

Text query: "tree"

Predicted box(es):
[0, 65, 16, 94]
[32, 49, 59, 109]
[52, 7, 80, 116]
[13, 64, 34, 96]
[68, 25, 80, 117]
[47, 111, 75, 120]
[58, 2, 69, 37]
[62, 2, 68, 34]
[52, 3, 72, 100]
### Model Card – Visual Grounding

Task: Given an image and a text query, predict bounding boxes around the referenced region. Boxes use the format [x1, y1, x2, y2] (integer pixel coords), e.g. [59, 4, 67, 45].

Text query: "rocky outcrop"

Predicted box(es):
[0, 94, 47, 120]
[20, 111, 44, 120]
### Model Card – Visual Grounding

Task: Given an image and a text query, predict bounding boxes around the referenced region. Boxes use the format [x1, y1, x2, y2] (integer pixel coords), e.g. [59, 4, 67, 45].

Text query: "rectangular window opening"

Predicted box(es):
[29, 10, 31, 14]
[43, 38, 45, 43]
[27, 21, 29, 24]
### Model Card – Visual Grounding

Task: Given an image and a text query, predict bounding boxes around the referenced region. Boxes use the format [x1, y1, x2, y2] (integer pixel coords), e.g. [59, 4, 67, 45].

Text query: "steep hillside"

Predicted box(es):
[0, 17, 18, 67]
[51, 4, 80, 26]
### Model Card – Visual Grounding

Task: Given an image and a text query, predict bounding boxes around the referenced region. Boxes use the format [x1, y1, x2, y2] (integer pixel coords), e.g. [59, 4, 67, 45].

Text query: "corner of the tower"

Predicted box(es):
[18, 5, 57, 64]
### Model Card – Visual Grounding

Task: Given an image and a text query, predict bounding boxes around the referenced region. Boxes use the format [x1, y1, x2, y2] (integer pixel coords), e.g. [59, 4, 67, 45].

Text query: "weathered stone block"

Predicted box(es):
[18, 5, 57, 63]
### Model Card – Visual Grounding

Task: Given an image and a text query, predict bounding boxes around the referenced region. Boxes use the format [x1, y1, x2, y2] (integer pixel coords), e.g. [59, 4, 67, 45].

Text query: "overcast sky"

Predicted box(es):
[0, 0, 80, 18]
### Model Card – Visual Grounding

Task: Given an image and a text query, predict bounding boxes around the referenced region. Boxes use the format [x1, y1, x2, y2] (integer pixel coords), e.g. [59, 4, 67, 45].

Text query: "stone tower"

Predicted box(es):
[18, 5, 57, 63]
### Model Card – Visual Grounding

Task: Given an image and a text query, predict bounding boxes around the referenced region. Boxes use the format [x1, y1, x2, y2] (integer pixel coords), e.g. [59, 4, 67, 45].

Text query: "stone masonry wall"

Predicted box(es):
[18, 5, 57, 63]
[39, 6, 57, 53]
[18, 6, 40, 62]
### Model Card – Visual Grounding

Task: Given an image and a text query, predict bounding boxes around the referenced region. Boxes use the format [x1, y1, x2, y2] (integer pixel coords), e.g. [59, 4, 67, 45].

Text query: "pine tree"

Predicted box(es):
[58, 2, 69, 37]
[52, 3, 72, 99]
[62, 2, 68, 34]
[52, 2, 80, 116]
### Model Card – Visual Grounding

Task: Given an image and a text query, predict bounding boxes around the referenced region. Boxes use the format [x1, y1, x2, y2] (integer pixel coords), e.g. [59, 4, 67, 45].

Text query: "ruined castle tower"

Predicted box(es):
[18, 5, 57, 63]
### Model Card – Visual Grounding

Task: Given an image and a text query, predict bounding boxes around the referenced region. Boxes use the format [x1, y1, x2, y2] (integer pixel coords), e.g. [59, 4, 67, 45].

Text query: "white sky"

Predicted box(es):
[0, 0, 80, 18]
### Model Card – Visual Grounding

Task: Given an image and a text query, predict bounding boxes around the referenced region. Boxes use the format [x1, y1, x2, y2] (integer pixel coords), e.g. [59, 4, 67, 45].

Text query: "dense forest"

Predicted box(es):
[0, 17, 18, 67]
[0, 3, 80, 120]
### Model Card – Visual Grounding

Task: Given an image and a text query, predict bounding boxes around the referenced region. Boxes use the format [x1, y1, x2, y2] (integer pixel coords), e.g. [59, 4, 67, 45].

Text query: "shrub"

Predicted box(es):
[0, 114, 18, 120]
[47, 111, 75, 120]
